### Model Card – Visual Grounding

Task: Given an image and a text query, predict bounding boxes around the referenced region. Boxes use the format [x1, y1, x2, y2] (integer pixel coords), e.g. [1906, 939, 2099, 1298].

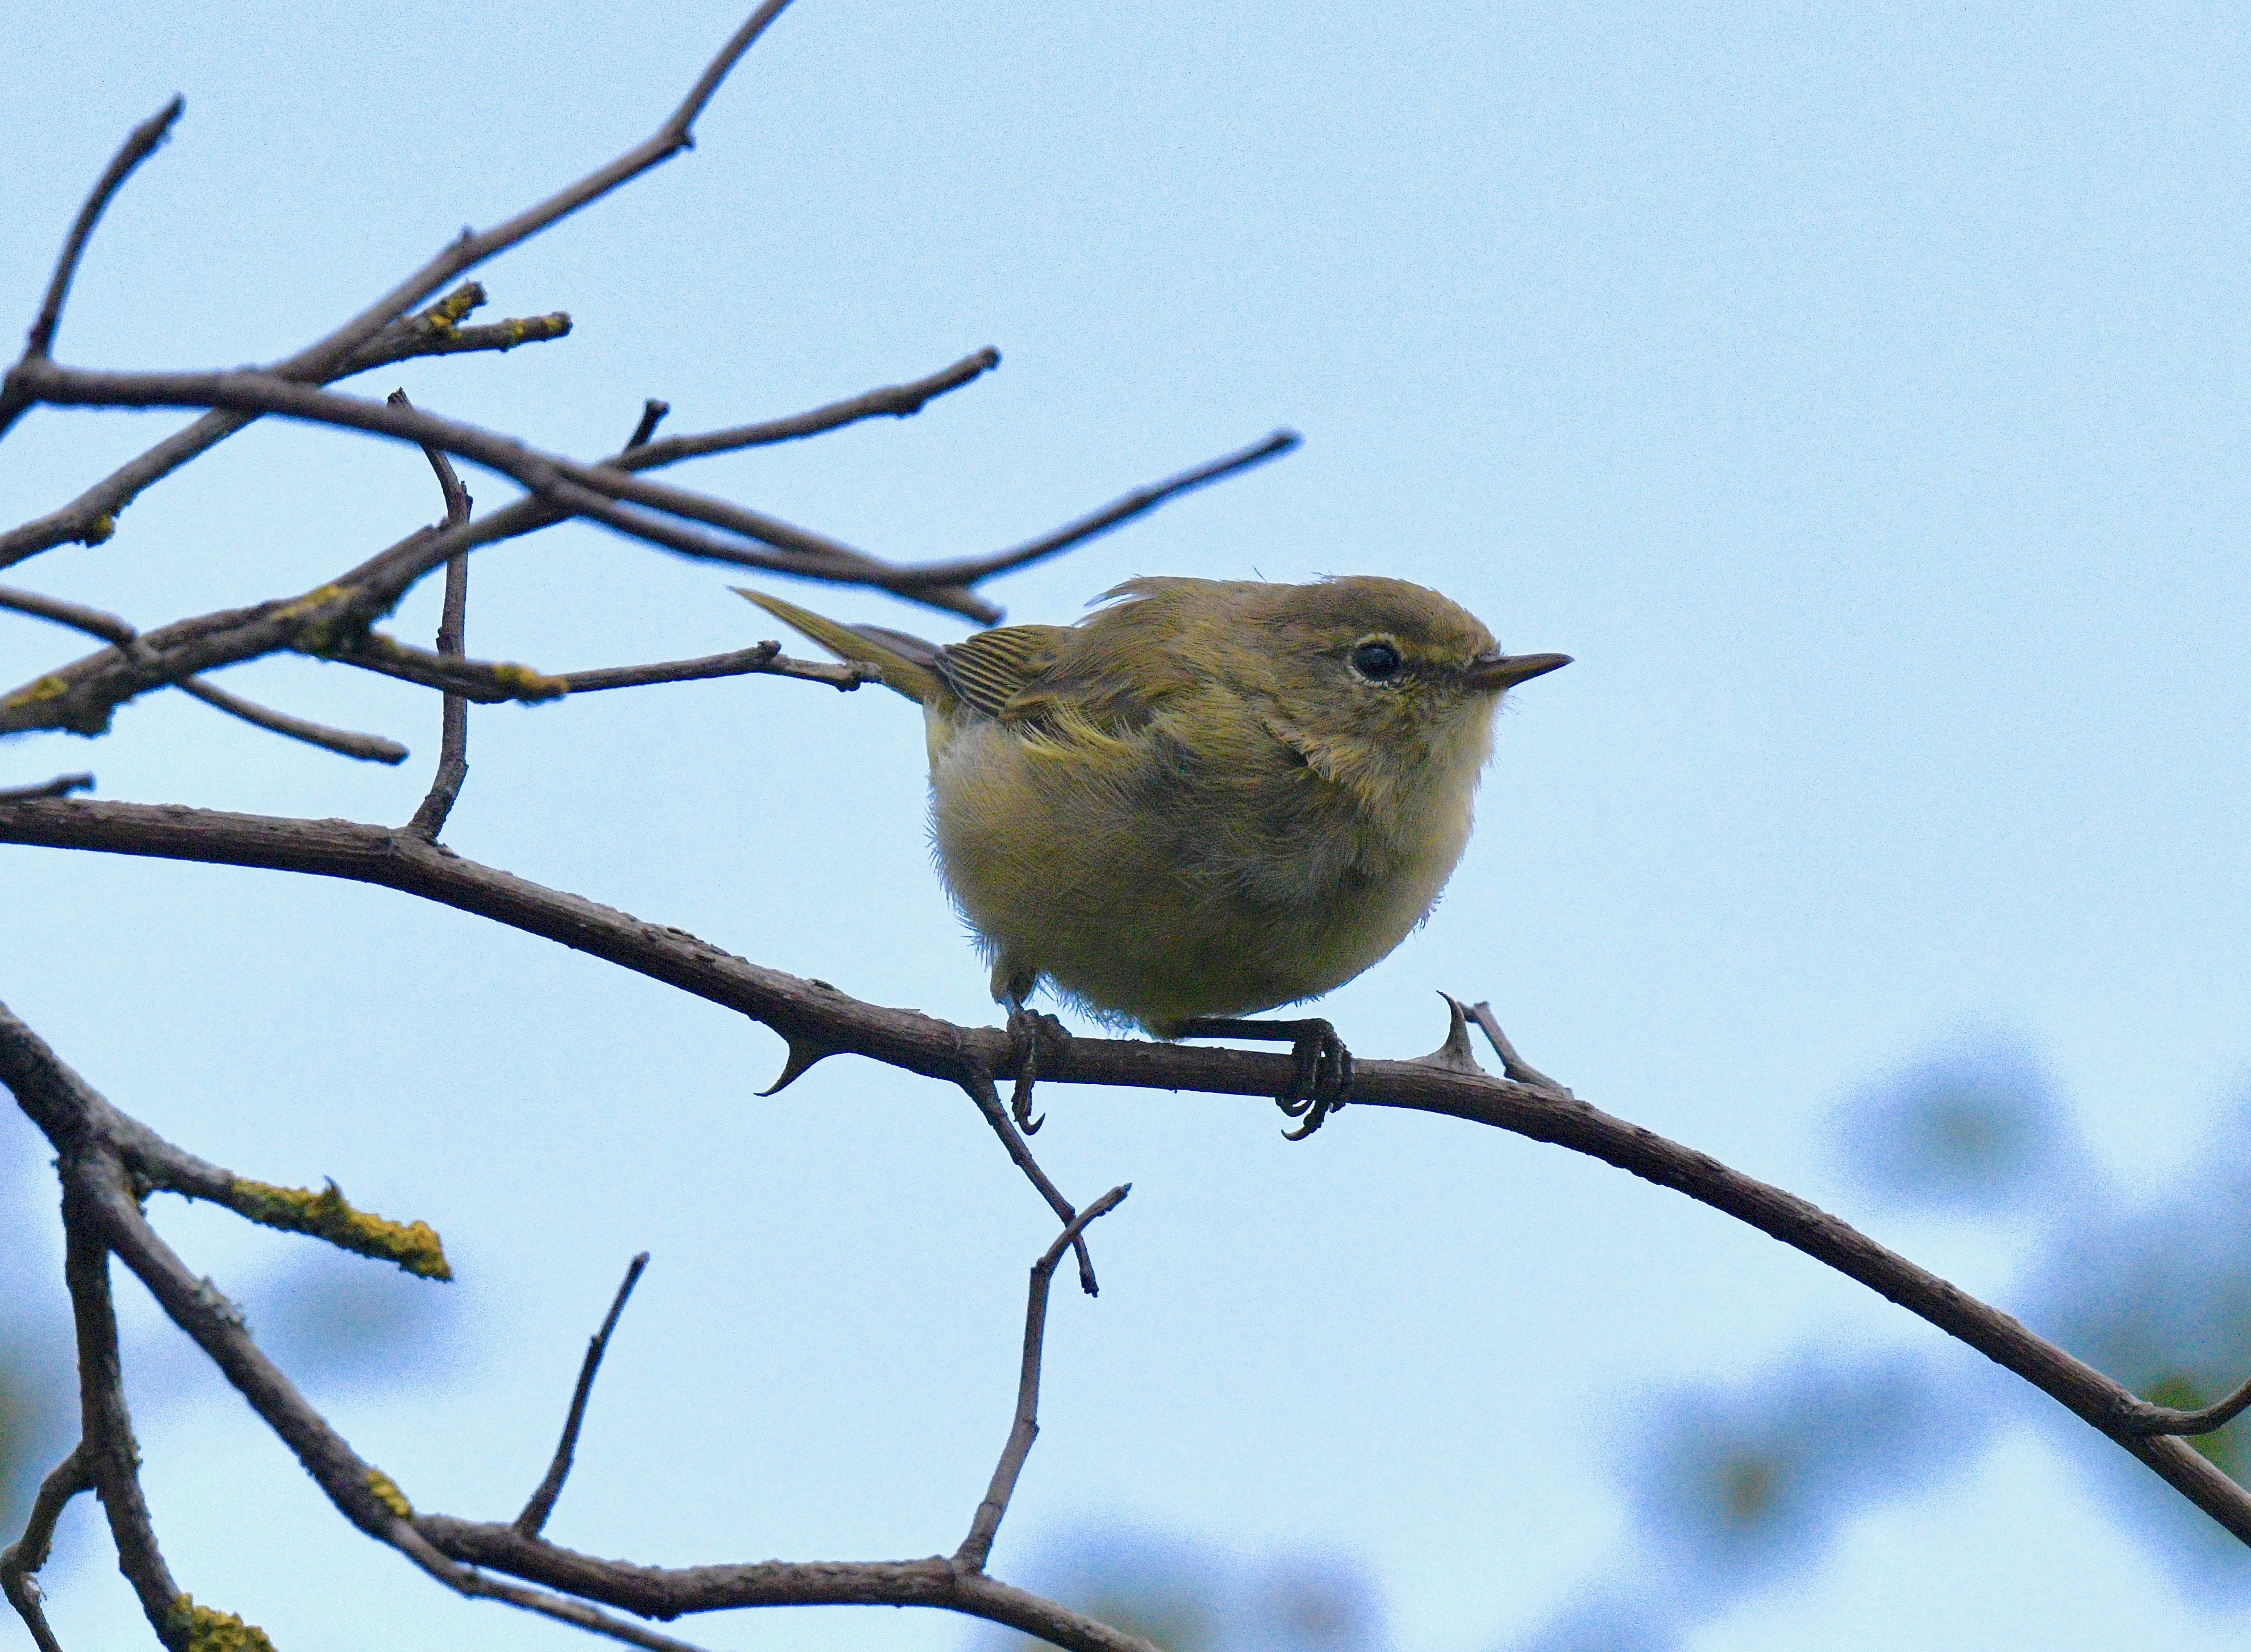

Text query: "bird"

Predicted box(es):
[737, 575, 1568, 1137]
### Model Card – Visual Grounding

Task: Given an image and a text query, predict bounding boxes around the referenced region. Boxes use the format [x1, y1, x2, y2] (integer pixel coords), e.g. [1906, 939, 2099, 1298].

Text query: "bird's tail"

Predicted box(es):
[733, 588, 945, 705]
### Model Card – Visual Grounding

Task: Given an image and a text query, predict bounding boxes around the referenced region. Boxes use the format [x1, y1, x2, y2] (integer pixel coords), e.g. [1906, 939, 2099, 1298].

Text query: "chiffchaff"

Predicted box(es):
[739, 576, 1567, 1135]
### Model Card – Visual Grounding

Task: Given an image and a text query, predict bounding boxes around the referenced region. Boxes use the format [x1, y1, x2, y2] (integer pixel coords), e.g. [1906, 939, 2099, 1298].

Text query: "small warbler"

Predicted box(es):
[739, 576, 1567, 1136]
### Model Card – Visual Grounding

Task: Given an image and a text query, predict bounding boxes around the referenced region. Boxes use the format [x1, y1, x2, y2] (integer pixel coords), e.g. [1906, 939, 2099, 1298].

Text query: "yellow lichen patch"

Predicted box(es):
[271, 583, 351, 623]
[169, 1595, 278, 1652]
[418, 287, 482, 338]
[3, 675, 70, 710]
[366, 1469, 414, 1520]
[226, 1177, 452, 1280]
[490, 661, 569, 702]
[83, 514, 116, 545]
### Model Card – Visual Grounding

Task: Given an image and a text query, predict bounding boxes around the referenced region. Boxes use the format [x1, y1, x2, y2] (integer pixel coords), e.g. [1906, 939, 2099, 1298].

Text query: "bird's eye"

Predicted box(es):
[1349, 639, 1403, 682]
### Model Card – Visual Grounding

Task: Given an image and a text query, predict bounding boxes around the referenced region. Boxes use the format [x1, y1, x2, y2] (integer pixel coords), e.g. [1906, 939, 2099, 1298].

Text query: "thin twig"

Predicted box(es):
[517, 1253, 651, 1537]
[394, 389, 474, 838]
[957, 1187, 1129, 1572]
[561, 643, 873, 694]
[627, 400, 670, 449]
[2120, 1373, 2251, 1437]
[961, 1069, 1100, 1298]
[618, 348, 999, 468]
[3, 0, 786, 542]
[178, 676, 410, 763]
[327, 633, 565, 702]
[1465, 1002, 1571, 1095]
[387, 1518, 727, 1652]
[0, 284, 566, 570]
[890, 428, 1299, 590]
[0, 1445, 93, 1652]
[1, 583, 407, 762]
[59, 1172, 181, 1641]
[0, 774, 91, 803]
[18, 98, 185, 362]
[257, 1, 797, 394]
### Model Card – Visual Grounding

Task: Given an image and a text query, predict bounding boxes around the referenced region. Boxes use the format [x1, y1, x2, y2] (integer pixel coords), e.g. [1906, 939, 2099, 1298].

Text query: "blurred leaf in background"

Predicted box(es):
[2024, 1096, 2251, 1588]
[1833, 1037, 2075, 1216]
[994, 1527, 1385, 1652]
[1512, 1038, 2251, 1645]
[232, 1242, 466, 1393]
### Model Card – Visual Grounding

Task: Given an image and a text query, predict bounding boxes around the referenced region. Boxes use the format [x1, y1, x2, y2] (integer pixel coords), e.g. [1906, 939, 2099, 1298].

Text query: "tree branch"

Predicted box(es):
[5, 95, 185, 432]
[390, 386, 475, 837]
[518, 1254, 650, 1538]
[0, 284, 567, 571]
[2, 792, 2246, 1546]
[619, 347, 999, 467]
[558, 641, 873, 694]
[0, 998, 1160, 1652]
[0, 773, 92, 803]
[888, 428, 1298, 591]
[1, 1445, 94, 1652]
[1, 583, 408, 762]
[59, 1171, 182, 1643]
[0, 374, 1286, 739]
[958, 1187, 1130, 1572]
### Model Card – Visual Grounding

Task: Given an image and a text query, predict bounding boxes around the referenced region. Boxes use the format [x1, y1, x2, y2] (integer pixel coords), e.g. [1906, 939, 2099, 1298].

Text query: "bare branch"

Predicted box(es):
[262, 1, 797, 387]
[0, 368, 1296, 737]
[518, 1253, 651, 1538]
[0, 773, 91, 803]
[627, 399, 670, 450]
[59, 1174, 181, 1641]
[0, 285, 567, 571]
[16, 97, 185, 364]
[619, 347, 1000, 468]
[1, 583, 407, 762]
[0, 1000, 1161, 1652]
[330, 633, 569, 703]
[890, 428, 1299, 591]
[1466, 1000, 1572, 1094]
[179, 675, 410, 764]
[1, 1445, 93, 1652]
[958, 1187, 1131, 1572]
[560, 643, 873, 694]
[2120, 1373, 2251, 1437]
[3, 794, 2248, 1547]
[962, 1067, 1102, 1298]
[393, 388, 474, 838]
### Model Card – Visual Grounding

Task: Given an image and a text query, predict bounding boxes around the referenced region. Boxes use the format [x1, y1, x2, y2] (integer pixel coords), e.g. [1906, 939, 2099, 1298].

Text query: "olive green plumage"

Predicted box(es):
[737, 577, 1566, 1037]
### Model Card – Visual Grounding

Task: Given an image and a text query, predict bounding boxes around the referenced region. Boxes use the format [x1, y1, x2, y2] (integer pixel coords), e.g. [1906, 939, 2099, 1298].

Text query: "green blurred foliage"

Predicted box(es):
[1515, 1041, 2251, 1647]
[995, 1529, 1383, 1652]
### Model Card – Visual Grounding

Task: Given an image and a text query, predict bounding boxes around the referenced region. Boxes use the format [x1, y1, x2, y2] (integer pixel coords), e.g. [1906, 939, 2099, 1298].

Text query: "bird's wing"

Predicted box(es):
[935, 625, 1072, 719]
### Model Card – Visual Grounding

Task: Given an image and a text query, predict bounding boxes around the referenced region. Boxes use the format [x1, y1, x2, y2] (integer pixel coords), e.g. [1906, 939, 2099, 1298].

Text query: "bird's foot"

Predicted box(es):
[1004, 1004, 1070, 1134]
[1171, 1016, 1354, 1140]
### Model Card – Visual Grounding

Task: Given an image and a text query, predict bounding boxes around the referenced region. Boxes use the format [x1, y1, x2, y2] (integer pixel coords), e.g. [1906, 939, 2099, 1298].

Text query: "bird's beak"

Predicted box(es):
[1464, 650, 1572, 692]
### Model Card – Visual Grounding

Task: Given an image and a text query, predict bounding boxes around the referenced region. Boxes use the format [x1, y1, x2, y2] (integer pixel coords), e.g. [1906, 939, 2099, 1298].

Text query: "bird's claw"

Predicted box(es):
[1005, 1005, 1069, 1134]
[1277, 1020, 1352, 1141]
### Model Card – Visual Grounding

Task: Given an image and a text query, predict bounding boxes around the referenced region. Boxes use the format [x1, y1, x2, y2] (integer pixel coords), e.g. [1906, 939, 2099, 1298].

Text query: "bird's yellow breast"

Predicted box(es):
[926, 684, 1494, 1036]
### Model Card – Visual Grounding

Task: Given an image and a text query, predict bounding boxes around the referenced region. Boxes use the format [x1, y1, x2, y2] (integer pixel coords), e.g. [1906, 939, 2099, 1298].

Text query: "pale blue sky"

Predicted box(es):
[5, 3, 2251, 1649]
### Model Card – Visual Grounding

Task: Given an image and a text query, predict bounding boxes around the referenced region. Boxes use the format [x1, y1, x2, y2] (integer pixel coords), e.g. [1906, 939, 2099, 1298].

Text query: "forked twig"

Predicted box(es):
[0, 584, 407, 762]
[0, 1445, 94, 1652]
[962, 1067, 1102, 1297]
[957, 1186, 1130, 1571]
